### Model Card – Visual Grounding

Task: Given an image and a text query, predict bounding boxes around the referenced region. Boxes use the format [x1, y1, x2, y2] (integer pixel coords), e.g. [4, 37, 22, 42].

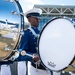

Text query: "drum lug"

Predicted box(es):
[9, 50, 19, 61]
[1, 59, 8, 62]
[20, 31, 24, 35]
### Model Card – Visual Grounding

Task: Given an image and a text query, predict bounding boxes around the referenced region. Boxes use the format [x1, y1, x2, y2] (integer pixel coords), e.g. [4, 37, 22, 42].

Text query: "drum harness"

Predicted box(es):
[28, 26, 51, 73]
[28, 26, 40, 71]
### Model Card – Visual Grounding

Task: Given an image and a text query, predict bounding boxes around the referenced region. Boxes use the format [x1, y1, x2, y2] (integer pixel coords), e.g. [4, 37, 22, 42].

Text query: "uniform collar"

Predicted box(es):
[31, 26, 38, 30]
[31, 26, 39, 33]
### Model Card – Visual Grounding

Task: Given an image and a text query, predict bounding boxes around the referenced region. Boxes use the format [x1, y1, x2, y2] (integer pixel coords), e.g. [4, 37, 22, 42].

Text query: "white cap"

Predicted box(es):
[25, 8, 42, 18]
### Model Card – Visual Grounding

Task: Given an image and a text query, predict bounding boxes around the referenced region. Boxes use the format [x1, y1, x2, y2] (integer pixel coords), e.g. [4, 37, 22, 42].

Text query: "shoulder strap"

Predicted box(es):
[28, 27, 39, 37]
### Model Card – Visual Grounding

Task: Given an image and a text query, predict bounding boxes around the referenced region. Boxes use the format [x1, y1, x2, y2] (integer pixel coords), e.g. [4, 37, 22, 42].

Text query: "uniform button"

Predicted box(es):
[36, 47, 38, 50]
[29, 30, 31, 32]
[32, 33, 34, 36]
[34, 37, 35, 39]
[35, 42, 36, 44]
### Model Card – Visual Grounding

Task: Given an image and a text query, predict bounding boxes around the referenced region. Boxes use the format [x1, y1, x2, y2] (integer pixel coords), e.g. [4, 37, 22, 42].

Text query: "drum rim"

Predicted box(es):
[38, 17, 74, 71]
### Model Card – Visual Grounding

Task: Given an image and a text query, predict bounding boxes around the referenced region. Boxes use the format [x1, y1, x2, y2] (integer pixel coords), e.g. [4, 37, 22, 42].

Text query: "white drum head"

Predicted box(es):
[38, 17, 75, 71]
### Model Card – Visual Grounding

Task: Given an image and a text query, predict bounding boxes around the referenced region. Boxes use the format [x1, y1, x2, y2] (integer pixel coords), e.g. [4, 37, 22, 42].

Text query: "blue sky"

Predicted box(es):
[0, 0, 19, 23]
[0, 0, 75, 23]
[41, 0, 75, 5]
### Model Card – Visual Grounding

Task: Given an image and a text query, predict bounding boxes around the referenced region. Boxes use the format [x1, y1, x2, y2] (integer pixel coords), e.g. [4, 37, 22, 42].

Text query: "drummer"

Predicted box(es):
[16, 8, 61, 75]
[16, 8, 50, 75]
[24, 8, 49, 75]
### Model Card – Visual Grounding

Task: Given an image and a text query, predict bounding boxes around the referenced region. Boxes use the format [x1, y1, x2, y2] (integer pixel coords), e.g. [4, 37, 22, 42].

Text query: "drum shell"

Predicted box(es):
[0, 0, 24, 61]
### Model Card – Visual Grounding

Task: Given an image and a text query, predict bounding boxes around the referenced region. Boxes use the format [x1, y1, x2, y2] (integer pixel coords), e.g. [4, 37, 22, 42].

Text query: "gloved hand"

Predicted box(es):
[9, 51, 19, 61]
[33, 54, 39, 62]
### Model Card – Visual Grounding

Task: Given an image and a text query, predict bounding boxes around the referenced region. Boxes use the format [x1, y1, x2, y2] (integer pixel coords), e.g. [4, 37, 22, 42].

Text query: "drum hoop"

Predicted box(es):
[1, 50, 13, 60]
[38, 17, 74, 71]
[13, 0, 24, 49]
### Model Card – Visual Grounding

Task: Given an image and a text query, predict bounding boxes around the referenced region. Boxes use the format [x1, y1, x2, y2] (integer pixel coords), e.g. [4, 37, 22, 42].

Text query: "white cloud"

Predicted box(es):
[27, 0, 43, 4]
[19, 0, 43, 13]
[19, 0, 44, 22]
[27, 0, 43, 10]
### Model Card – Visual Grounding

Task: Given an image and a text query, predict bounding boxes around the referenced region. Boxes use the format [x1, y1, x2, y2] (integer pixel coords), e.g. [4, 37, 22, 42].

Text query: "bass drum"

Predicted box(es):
[0, 0, 24, 61]
[38, 17, 75, 72]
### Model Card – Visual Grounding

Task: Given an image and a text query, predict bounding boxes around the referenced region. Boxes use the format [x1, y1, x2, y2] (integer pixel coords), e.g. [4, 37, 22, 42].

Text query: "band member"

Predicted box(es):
[24, 8, 61, 75]
[15, 7, 61, 75]
[16, 8, 51, 75]
[16, 8, 41, 75]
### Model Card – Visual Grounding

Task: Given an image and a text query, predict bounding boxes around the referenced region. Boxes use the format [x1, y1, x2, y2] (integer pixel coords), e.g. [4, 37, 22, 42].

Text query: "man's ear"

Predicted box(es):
[27, 17, 31, 22]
